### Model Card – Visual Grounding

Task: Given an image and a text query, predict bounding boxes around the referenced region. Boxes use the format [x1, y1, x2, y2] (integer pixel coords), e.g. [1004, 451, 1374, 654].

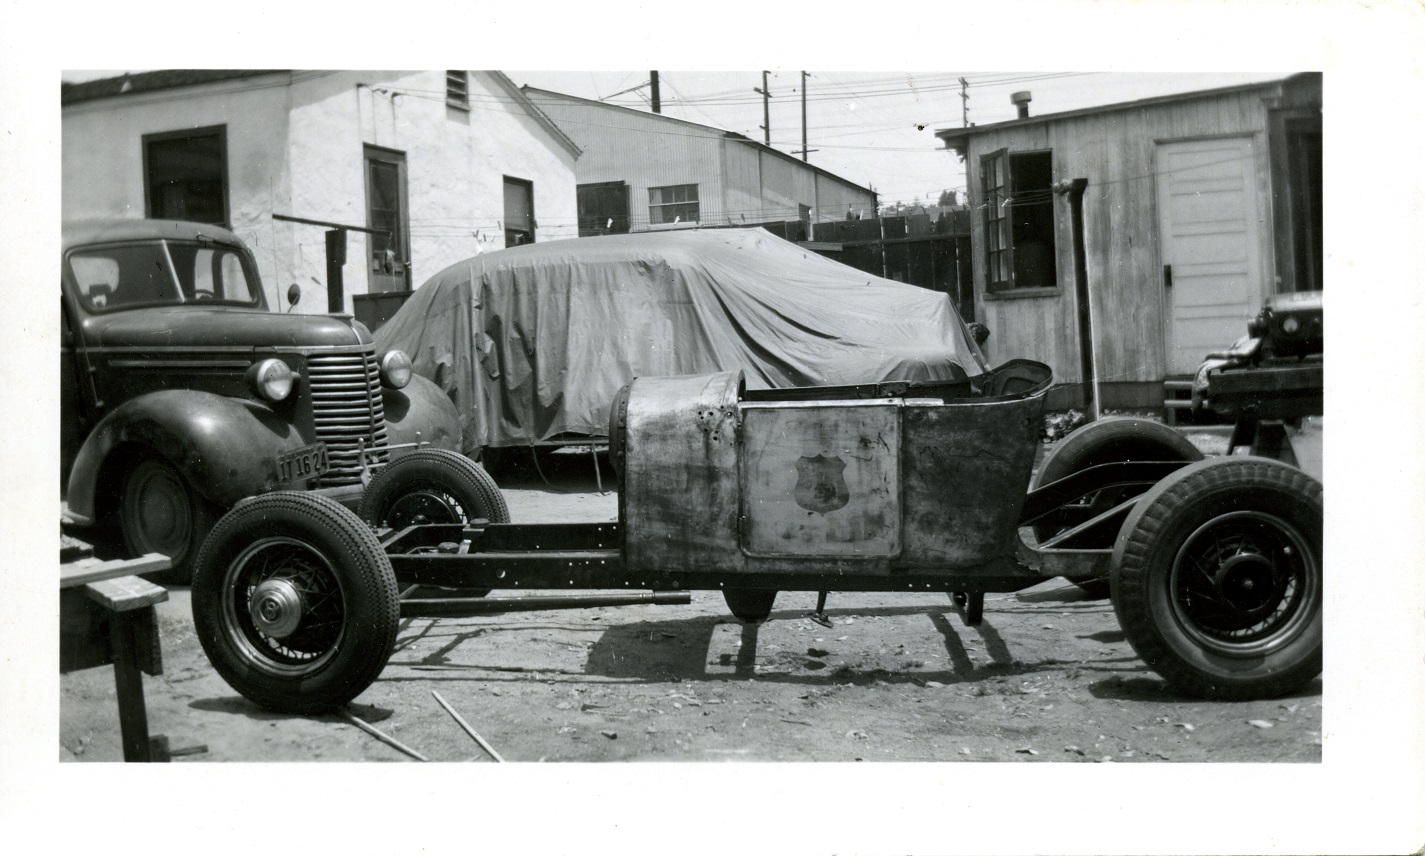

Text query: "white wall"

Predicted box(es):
[62, 71, 580, 314]
[62, 73, 296, 308]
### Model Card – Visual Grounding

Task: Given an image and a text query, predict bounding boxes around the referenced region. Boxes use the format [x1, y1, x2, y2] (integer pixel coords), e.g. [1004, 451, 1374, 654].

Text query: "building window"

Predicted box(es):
[446, 71, 469, 110]
[578, 182, 630, 236]
[504, 177, 535, 246]
[648, 184, 699, 225]
[980, 149, 1057, 292]
[365, 145, 410, 292]
[143, 126, 228, 226]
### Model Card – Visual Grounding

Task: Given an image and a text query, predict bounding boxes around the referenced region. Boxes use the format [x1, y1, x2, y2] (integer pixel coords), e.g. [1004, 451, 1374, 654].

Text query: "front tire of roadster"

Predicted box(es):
[192, 492, 400, 714]
[1111, 457, 1322, 701]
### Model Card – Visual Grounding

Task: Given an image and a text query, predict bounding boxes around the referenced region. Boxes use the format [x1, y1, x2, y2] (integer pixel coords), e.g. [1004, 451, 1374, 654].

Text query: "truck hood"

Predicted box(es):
[83, 307, 374, 350]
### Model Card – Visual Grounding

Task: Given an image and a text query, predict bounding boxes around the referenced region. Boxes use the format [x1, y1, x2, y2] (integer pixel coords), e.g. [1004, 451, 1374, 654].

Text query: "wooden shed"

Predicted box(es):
[936, 73, 1321, 413]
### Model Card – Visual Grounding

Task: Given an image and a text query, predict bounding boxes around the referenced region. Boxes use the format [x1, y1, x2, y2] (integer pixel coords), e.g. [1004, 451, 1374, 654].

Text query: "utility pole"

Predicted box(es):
[800, 70, 809, 162]
[650, 70, 661, 114]
[753, 70, 771, 145]
[959, 76, 970, 127]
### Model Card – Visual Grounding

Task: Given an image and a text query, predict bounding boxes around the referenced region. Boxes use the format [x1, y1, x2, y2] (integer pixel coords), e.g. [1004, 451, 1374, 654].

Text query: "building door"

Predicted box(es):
[503, 177, 534, 246]
[365, 146, 409, 293]
[1155, 137, 1267, 376]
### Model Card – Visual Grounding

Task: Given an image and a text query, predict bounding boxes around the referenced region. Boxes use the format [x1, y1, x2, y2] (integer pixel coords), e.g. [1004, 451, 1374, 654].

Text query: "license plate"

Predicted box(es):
[276, 443, 329, 484]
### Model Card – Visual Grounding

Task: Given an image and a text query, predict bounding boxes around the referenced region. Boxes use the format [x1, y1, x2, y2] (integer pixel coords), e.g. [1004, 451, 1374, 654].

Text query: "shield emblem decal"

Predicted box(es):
[794, 454, 850, 514]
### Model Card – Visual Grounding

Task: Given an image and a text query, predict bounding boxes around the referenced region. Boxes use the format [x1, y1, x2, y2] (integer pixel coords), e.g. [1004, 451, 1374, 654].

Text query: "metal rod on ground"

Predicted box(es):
[432, 691, 505, 762]
[341, 709, 429, 762]
[400, 590, 692, 619]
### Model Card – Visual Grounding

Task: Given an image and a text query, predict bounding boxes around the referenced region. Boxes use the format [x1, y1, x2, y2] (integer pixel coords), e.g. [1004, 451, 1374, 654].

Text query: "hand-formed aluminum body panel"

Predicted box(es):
[621, 362, 1051, 579]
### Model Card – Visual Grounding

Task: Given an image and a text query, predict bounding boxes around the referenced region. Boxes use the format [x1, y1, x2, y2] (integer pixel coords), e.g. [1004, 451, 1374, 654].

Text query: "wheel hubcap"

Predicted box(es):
[248, 579, 305, 638]
[129, 464, 192, 553]
[220, 537, 345, 677]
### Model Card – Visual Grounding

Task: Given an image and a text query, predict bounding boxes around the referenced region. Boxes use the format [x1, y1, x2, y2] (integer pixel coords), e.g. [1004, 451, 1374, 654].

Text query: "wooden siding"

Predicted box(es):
[964, 90, 1275, 389]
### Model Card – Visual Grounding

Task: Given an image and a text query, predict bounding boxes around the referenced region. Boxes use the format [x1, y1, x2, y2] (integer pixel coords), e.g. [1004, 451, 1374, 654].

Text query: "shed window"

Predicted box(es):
[144, 126, 228, 226]
[649, 184, 700, 225]
[446, 71, 469, 109]
[981, 149, 1057, 292]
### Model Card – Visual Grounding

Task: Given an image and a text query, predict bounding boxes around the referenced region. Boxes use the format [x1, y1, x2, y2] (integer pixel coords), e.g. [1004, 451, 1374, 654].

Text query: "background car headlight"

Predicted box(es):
[380, 349, 413, 389]
[248, 358, 295, 401]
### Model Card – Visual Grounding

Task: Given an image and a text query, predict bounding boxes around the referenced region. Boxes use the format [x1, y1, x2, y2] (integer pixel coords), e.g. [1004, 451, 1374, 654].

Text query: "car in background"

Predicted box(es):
[374, 228, 989, 459]
[61, 219, 462, 578]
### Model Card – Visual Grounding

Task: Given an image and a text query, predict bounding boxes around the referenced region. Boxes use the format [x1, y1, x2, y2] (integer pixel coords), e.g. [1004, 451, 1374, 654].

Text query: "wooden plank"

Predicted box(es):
[60, 553, 171, 588]
[111, 612, 155, 762]
[85, 575, 169, 612]
[60, 590, 113, 673]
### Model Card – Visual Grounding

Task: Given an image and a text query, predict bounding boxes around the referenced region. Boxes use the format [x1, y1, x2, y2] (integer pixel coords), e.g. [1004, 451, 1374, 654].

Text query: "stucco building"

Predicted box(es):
[62, 70, 581, 323]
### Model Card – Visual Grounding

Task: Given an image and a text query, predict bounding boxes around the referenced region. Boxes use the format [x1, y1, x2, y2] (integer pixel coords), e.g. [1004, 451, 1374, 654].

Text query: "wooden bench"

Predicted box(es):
[60, 553, 173, 762]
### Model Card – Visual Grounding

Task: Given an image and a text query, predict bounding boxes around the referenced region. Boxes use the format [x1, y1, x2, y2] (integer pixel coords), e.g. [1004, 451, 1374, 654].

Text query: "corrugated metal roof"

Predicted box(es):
[522, 86, 877, 198]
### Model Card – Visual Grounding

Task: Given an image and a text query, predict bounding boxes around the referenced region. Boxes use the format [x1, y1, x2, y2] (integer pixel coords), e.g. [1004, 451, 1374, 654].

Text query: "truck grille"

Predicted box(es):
[307, 351, 390, 487]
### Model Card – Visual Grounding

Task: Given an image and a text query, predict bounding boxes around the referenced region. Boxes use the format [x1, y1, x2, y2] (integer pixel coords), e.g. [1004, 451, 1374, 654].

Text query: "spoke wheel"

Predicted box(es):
[360, 448, 509, 529]
[219, 536, 347, 677]
[1169, 510, 1318, 658]
[1112, 457, 1322, 700]
[193, 492, 398, 714]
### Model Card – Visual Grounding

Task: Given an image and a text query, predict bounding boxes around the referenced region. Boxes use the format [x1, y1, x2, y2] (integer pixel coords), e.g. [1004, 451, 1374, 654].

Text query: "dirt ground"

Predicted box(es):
[58, 431, 1322, 764]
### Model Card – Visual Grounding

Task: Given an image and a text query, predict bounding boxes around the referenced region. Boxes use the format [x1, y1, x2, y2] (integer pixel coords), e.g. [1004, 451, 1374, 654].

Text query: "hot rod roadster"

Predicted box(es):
[188, 358, 1322, 714]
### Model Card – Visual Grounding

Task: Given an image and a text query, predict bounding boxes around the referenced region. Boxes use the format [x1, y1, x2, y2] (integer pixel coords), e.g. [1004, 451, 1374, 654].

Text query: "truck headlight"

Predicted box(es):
[380, 350, 413, 389]
[248, 358, 295, 401]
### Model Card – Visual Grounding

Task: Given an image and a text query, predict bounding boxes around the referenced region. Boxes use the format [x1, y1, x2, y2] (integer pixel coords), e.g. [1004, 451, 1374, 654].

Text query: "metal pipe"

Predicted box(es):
[399, 590, 692, 619]
[432, 691, 504, 762]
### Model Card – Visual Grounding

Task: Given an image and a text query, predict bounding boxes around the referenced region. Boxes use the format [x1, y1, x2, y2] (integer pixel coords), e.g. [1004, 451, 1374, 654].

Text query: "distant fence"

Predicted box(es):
[738, 210, 975, 323]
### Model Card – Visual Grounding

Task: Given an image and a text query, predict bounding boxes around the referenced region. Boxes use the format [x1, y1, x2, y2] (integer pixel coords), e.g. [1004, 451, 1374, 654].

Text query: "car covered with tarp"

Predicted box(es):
[374, 228, 989, 456]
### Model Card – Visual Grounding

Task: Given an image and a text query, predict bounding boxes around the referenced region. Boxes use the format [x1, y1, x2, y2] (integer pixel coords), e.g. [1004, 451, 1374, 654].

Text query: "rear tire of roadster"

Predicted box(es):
[1111, 457, 1322, 701]
[360, 448, 510, 529]
[192, 492, 400, 714]
[1034, 417, 1204, 598]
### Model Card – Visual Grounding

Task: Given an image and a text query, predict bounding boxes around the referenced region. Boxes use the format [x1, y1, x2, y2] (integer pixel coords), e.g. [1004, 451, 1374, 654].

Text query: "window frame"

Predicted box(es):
[446, 70, 470, 110]
[142, 125, 230, 227]
[980, 148, 1012, 292]
[648, 183, 700, 226]
[980, 147, 1059, 295]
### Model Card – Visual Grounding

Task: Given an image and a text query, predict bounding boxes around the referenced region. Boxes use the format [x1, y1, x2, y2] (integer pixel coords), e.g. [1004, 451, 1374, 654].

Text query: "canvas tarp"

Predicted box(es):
[375, 228, 988, 454]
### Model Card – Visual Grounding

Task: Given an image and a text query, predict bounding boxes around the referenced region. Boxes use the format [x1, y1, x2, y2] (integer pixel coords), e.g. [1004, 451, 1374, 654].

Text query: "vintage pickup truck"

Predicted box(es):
[185, 355, 1322, 714]
[61, 219, 462, 579]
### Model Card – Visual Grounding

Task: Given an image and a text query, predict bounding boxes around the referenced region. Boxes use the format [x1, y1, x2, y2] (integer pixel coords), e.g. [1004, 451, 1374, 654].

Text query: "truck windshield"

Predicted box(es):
[69, 240, 264, 312]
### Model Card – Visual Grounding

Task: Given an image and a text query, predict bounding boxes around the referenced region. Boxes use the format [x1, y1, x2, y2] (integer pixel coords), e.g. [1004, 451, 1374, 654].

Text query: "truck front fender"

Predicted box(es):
[383, 373, 462, 454]
[66, 390, 310, 524]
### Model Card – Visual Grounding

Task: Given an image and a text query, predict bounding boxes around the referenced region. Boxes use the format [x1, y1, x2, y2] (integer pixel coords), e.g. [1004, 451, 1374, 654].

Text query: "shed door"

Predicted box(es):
[1156, 137, 1266, 375]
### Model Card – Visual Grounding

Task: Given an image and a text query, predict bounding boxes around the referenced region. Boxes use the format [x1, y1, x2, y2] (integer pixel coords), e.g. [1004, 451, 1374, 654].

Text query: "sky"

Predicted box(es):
[509, 70, 1289, 209]
[61, 69, 1290, 212]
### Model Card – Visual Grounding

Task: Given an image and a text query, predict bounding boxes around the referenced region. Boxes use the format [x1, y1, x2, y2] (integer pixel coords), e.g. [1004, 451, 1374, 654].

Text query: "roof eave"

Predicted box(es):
[932, 73, 1308, 148]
